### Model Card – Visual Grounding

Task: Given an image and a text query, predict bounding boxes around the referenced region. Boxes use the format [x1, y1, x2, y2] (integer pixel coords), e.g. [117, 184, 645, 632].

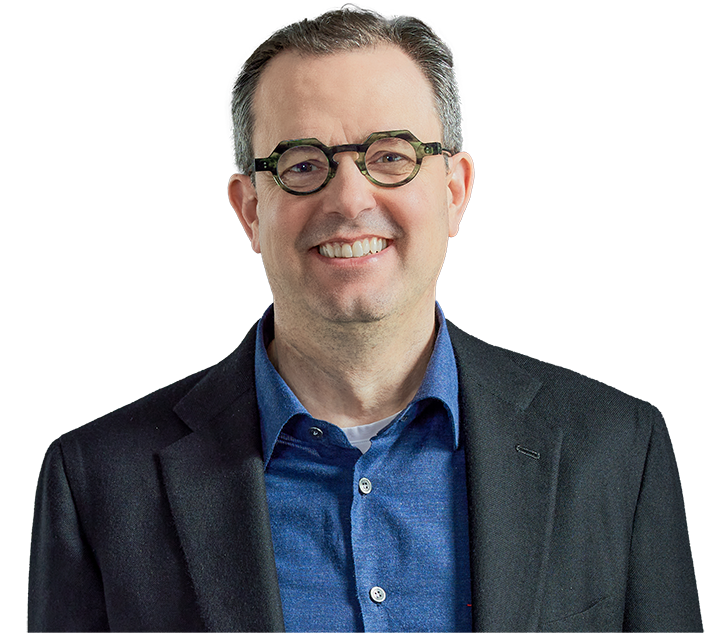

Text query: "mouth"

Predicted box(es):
[311, 237, 393, 259]
[310, 240, 395, 270]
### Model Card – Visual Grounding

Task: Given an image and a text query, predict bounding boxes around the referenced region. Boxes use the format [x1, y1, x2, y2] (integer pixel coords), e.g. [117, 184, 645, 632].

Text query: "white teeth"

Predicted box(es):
[318, 238, 388, 258]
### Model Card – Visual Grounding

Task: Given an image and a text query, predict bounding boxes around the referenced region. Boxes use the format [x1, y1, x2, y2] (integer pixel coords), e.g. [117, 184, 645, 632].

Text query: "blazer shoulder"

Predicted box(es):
[36, 323, 258, 518]
[506, 340, 664, 435]
[57, 366, 212, 459]
[447, 320, 662, 437]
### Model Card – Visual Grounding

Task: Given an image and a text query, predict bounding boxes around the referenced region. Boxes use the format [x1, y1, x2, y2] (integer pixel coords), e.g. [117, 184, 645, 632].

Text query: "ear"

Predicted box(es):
[228, 174, 261, 253]
[445, 151, 474, 237]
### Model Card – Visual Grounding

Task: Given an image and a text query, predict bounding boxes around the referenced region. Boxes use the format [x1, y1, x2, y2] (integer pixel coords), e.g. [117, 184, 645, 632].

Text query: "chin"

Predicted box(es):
[314, 294, 393, 326]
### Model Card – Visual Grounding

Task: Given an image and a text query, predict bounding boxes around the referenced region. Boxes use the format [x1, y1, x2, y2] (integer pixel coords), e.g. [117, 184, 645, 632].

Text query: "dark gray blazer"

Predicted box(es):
[28, 322, 702, 631]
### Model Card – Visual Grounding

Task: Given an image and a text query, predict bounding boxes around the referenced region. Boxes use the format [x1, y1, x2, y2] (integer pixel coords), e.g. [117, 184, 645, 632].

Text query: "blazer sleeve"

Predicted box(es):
[28, 440, 110, 632]
[623, 406, 703, 631]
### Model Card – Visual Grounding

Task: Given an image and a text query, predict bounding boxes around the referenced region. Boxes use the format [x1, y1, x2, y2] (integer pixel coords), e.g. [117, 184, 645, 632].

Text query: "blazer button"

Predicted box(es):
[369, 586, 386, 603]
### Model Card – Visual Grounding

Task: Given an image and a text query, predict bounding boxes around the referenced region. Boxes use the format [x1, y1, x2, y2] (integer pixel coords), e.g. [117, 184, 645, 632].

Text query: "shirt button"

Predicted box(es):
[369, 586, 387, 603]
[358, 477, 373, 495]
[309, 426, 323, 438]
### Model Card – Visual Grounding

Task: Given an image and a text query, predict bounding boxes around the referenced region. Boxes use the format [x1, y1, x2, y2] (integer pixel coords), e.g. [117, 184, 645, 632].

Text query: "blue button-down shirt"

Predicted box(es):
[255, 305, 472, 632]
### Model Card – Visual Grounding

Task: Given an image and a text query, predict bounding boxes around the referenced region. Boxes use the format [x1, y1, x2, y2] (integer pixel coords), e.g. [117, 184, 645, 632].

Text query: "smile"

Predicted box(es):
[318, 237, 389, 259]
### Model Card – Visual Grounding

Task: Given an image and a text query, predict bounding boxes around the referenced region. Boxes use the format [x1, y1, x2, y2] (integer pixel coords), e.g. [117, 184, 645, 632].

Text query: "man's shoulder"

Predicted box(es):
[57, 323, 260, 457]
[447, 321, 662, 437]
[56, 366, 213, 459]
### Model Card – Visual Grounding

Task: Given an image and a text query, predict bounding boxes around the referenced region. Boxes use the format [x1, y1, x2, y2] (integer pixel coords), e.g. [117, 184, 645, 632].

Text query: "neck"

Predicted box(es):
[269, 303, 437, 428]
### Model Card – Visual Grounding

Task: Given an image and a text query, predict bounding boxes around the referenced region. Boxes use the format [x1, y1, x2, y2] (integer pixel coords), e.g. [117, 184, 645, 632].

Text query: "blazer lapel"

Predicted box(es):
[158, 326, 285, 632]
[449, 323, 562, 632]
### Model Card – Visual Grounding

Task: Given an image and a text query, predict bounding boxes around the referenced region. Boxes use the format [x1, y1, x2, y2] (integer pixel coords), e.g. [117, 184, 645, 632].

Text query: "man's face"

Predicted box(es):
[230, 45, 472, 328]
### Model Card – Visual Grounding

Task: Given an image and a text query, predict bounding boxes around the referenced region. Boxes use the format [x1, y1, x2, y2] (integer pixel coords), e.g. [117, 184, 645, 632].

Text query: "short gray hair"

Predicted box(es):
[231, 7, 462, 175]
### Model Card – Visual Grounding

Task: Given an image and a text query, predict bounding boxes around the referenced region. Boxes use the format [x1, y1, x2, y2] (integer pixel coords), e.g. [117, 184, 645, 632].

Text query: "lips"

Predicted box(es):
[313, 233, 391, 248]
[318, 237, 389, 259]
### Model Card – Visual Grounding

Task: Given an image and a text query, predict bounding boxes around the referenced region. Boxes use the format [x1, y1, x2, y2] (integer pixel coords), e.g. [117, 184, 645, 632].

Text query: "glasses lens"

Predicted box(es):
[365, 137, 418, 184]
[277, 145, 329, 192]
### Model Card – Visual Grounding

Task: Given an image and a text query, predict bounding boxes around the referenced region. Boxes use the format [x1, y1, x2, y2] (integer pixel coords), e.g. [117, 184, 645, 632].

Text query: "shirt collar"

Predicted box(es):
[254, 303, 460, 467]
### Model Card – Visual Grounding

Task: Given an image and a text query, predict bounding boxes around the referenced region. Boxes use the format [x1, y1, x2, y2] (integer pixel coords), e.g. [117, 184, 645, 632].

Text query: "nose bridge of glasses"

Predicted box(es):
[328, 143, 367, 178]
[329, 143, 364, 163]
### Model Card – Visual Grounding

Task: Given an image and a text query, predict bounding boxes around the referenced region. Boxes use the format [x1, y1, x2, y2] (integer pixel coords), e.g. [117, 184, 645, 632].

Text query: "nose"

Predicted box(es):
[322, 151, 376, 218]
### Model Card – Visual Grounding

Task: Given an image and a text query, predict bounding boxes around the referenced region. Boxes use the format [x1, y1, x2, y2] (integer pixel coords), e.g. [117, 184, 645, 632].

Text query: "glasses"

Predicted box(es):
[254, 130, 452, 195]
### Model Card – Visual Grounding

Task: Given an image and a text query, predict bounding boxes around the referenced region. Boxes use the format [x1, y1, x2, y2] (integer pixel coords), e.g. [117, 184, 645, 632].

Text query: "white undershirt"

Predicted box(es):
[341, 412, 402, 454]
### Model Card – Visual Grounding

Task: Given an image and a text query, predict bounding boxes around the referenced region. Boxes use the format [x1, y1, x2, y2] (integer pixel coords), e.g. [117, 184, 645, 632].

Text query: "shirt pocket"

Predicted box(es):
[539, 596, 622, 633]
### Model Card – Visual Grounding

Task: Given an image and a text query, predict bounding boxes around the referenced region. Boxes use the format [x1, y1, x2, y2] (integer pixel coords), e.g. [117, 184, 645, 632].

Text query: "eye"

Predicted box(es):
[280, 159, 326, 179]
[289, 161, 320, 173]
[369, 151, 408, 165]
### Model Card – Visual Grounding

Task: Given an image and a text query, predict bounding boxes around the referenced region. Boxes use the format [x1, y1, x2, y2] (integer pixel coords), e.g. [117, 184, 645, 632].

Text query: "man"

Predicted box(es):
[28, 7, 702, 632]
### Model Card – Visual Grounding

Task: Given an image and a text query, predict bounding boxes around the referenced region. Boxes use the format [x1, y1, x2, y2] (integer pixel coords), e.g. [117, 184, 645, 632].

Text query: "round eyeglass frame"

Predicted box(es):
[253, 129, 453, 196]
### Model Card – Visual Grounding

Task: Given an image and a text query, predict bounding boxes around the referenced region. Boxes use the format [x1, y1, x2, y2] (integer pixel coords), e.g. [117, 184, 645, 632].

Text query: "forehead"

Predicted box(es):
[252, 45, 441, 154]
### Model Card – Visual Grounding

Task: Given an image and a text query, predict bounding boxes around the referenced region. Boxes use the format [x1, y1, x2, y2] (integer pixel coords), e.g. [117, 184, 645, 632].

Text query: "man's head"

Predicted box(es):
[228, 8, 473, 330]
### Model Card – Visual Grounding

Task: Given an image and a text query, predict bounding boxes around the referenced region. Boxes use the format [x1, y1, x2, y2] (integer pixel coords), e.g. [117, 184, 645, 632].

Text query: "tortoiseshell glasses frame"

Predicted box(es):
[254, 130, 452, 196]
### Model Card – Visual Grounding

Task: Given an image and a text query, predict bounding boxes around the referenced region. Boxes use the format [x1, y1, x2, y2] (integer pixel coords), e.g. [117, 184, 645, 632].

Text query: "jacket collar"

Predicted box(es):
[159, 321, 561, 632]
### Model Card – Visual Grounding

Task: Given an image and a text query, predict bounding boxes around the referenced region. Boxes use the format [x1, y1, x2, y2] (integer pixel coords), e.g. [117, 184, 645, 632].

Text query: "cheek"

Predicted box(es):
[400, 184, 450, 246]
[256, 199, 308, 262]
